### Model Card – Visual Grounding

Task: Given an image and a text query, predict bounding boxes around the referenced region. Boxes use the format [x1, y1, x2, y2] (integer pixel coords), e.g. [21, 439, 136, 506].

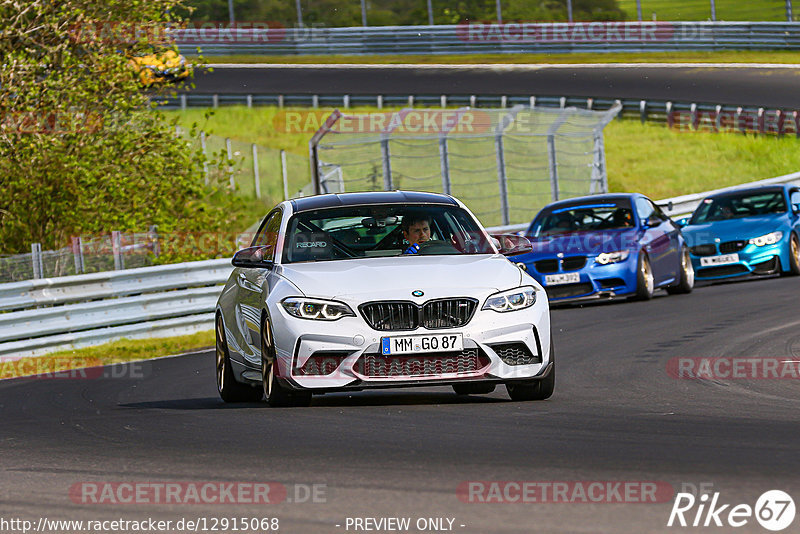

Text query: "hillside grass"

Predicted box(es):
[617, 0, 789, 21]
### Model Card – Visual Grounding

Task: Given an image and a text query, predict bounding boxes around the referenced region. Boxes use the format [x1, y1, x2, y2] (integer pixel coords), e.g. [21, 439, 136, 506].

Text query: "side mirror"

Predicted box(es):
[232, 246, 274, 268]
[643, 215, 662, 228]
[675, 217, 690, 228]
[790, 192, 800, 214]
[490, 233, 533, 256]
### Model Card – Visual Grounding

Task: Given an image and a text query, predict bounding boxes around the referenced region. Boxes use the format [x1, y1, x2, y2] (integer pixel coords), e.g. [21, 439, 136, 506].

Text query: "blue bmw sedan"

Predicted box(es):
[680, 185, 800, 281]
[514, 193, 694, 303]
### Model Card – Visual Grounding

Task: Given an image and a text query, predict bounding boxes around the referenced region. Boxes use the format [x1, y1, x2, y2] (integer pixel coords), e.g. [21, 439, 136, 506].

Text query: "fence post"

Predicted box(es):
[278, 95, 284, 108]
[281, 149, 290, 201]
[787, 0, 794, 21]
[591, 132, 609, 194]
[226, 137, 235, 189]
[252, 144, 261, 199]
[380, 136, 393, 190]
[212, 94, 219, 108]
[495, 133, 510, 226]
[440, 95, 447, 108]
[246, 94, 253, 108]
[344, 94, 350, 109]
[639, 100, 647, 123]
[559, 96, 566, 109]
[180, 94, 187, 110]
[438, 135, 451, 196]
[111, 231, 124, 271]
[666, 101, 674, 128]
[31, 243, 43, 279]
[530, 96, 536, 108]
[710, 0, 716, 21]
[200, 131, 209, 185]
[377, 95, 383, 109]
[408, 95, 414, 108]
[547, 134, 559, 202]
[586, 98, 593, 110]
[714, 105, 723, 132]
[500, 96, 508, 108]
[470, 95, 477, 108]
[312, 95, 319, 108]
[149, 225, 160, 258]
[71, 237, 83, 274]
[690, 103, 698, 130]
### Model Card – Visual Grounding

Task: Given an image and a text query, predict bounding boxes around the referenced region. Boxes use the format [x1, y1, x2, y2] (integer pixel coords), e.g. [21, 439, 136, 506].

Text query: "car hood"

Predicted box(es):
[523, 228, 641, 257]
[277, 255, 523, 301]
[682, 214, 787, 245]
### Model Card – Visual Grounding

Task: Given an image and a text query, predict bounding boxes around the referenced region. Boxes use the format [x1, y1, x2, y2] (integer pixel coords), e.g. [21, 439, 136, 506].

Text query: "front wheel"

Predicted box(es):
[634, 252, 655, 300]
[781, 233, 800, 277]
[261, 316, 311, 408]
[667, 247, 695, 294]
[216, 314, 263, 403]
[505, 340, 555, 401]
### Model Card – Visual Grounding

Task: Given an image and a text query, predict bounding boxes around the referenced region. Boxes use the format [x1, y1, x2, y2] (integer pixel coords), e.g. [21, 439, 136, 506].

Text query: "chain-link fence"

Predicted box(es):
[0, 231, 159, 283]
[179, 129, 311, 202]
[311, 105, 621, 228]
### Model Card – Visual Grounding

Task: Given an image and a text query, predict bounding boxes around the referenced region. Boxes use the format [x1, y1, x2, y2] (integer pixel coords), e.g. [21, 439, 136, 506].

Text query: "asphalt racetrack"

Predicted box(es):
[3, 275, 800, 533]
[188, 64, 800, 108]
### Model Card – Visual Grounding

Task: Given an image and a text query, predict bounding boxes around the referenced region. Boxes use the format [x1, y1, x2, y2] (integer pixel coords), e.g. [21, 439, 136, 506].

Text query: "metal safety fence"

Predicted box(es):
[174, 22, 800, 56]
[309, 105, 621, 228]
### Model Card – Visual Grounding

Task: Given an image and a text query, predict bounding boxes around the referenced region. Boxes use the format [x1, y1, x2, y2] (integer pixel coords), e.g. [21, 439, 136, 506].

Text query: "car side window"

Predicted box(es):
[790, 190, 800, 212]
[252, 210, 282, 262]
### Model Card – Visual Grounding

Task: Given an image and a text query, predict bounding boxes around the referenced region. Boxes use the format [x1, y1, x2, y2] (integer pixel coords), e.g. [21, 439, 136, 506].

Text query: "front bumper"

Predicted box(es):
[691, 241, 786, 280]
[523, 256, 638, 303]
[264, 295, 551, 391]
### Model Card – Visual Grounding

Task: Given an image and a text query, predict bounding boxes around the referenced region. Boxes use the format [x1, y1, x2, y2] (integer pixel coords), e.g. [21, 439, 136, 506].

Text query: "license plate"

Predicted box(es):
[544, 272, 580, 286]
[700, 253, 739, 267]
[381, 333, 463, 355]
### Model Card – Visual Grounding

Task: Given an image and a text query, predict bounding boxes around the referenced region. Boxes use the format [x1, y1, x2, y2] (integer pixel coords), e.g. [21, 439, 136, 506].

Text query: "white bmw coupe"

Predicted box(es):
[215, 191, 554, 406]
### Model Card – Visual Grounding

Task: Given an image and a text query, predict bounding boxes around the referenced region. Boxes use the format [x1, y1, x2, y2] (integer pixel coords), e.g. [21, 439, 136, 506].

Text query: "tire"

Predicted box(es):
[261, 316, 311, 408]
[634, 252, 655, 300]
[505, 340, 555, 402]
[216, 314, 263, 403]
[781, 233, 800, 277]
[666, 247, 695, 295]
[453, 383, 496, 395]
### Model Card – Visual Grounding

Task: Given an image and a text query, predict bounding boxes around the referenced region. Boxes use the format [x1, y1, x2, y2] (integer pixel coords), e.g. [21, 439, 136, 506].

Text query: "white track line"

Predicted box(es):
[206, 62, 800, 70]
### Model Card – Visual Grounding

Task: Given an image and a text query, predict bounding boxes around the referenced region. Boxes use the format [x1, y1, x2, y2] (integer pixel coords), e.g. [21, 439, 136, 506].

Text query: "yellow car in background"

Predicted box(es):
[130, 50, 190, 86]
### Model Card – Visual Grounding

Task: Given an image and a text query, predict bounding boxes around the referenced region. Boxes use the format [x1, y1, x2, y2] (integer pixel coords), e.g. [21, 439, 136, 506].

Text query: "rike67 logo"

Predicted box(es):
[668, 490, 795, 531]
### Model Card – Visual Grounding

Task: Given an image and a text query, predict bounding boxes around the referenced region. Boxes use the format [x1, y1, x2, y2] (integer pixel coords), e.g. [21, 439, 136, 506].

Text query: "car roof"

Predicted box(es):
[541, 193, 640, 211]
[289, 191, 458, 213]
[704, 185, 788, 200]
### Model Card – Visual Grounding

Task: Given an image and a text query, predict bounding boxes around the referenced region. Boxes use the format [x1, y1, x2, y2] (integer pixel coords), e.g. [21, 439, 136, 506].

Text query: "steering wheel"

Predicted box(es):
[416, 239, 459, 255]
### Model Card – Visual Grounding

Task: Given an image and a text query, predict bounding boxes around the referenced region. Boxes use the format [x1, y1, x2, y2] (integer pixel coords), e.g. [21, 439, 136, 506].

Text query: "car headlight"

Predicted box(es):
[482, 286, 537, 313]
[595, 250, 630, 265]
[749, 231, 783, 247]
[281, 297, 355, 321]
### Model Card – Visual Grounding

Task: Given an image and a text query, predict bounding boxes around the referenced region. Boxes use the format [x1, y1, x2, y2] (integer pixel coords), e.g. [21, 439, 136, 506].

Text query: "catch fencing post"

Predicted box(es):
[494, 106, 524, 226]
[31, 243, 43, 279]
[787, 0, 794, 21]
[380, 135, 393, 190]
[200, 131, 209, 185]
[281, 149, 290, 201]
[71, 237, 85, 274]
[111, 231, 124, 271]
[439, 136, 451, 195]
[252, 144, 261, 199]
[226, 137, 235, 189]
[148, 225, 160, 258]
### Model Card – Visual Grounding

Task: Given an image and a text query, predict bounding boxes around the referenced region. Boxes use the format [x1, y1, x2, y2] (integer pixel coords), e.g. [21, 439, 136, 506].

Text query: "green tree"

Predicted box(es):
[0, 0, 238, 258]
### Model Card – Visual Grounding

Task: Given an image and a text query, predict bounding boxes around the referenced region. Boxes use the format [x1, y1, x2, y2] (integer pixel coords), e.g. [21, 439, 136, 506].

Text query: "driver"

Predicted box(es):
[401, 212, 432, 254]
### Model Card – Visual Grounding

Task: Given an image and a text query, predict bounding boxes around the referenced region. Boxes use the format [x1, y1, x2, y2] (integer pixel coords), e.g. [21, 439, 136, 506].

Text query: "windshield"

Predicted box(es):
[282, 204, 495, 263]
[529, 200, 635, 237]
[690, 190, 787, 224]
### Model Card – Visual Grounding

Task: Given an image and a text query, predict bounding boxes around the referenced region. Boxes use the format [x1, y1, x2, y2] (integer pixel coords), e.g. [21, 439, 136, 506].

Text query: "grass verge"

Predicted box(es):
[190, 50, 800, 65]
[1, 331, 214, 380]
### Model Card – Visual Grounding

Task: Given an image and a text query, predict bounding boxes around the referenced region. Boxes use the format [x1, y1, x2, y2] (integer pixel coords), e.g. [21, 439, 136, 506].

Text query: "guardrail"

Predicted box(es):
[175, 22, 800, 55]
[4, 169, 800, 360]
[0, 259, 232, 360]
